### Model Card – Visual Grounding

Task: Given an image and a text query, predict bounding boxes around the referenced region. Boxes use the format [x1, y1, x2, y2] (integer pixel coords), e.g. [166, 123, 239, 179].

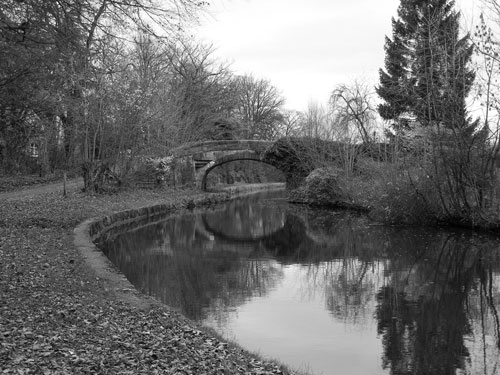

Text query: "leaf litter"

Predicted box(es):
[0, 185, 295, 374]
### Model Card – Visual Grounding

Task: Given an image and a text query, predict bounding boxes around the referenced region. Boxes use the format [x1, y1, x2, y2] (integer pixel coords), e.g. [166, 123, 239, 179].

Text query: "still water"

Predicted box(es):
[99, 191, 500, 375]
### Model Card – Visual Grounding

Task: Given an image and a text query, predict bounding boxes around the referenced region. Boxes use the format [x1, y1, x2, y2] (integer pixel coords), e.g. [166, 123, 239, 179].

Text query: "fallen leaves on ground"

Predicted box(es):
[0, 186, 295, 374]
[0, 174, 67, 193]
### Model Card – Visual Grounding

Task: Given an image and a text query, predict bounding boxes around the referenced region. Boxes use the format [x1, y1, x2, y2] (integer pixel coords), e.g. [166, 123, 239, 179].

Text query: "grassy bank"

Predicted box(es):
[0, 185, 294, 374]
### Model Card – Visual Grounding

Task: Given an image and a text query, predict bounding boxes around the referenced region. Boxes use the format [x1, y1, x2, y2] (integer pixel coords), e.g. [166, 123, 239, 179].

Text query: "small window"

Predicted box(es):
[30, 142, 39, 158]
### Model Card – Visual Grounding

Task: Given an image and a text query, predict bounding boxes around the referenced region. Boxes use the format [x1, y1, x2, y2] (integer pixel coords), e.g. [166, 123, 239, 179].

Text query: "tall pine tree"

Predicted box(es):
[377, 0, 418, 129]
[377, 0, 475, 133]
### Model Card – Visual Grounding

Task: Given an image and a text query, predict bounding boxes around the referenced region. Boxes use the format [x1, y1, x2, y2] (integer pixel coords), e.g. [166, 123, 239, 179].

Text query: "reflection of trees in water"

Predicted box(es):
[376, 235, 500, 375]
[377, 286, 471, 375]
[461, 253, 500, 375]
[160, 250, 283, 321]
[208, 259, 283, 329]
[100, 193, 500, 374]
[237, 259, 280, 297]
[277, 213, 500, 375]
[100, 212, 284, 321]
[260, 210, 389, 263]
[270, 210, 390, 326]
[302, 260, 384, 326]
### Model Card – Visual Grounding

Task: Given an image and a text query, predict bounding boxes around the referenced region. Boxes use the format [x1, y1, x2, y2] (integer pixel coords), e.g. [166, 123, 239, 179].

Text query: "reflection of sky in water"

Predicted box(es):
[100, 191, 500, 375]
[204, 264, 387, 375]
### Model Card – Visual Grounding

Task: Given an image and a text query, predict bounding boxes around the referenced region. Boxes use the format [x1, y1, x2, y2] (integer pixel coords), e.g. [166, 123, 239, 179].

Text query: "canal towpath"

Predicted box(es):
[0, 181, 296, 374]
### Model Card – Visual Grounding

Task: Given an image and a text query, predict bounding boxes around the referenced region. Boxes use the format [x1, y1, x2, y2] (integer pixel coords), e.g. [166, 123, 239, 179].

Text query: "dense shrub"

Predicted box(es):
[263, 137, 356, 189]
[335, 158, 439, 225]
[367, 173, 437, 225]
[303, 167, 349, 205]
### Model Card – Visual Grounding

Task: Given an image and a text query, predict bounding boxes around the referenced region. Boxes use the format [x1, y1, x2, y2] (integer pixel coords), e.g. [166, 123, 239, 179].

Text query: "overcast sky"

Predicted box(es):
[192, 0, 481, 112]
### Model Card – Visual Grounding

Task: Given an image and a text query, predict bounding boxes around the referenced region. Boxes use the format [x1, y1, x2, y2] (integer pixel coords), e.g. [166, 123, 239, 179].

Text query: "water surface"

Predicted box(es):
[99, 191, 500, 375]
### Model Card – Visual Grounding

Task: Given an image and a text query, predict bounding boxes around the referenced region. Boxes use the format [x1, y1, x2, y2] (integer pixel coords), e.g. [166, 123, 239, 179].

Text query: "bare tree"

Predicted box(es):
[163, 40, 238, 145]
[302, 101, 328, 138]
[104, 34, 174, 181]
[465, 7, 500, 216]
[234, 74, 285, 140]
[277, 110, 305, 138]
[0, 0, 206, 190]
[329, 80, 378, 144]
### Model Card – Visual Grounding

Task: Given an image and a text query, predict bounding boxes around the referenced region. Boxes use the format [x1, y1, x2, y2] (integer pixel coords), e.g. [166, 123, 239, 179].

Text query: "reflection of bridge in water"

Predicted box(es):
[197, 210, 327, 262]
[201, 215, 283, 243]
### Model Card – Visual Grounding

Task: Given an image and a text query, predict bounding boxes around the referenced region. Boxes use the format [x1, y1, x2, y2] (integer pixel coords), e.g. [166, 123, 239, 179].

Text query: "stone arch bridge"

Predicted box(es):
[171, 140, 276, 190]
[169, 138, 389, 191]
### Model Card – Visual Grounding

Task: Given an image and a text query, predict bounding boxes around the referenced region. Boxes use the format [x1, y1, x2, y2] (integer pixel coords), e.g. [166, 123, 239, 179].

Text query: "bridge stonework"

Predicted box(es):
[169, 137, 382, 191]
[171, 140, 274, 190]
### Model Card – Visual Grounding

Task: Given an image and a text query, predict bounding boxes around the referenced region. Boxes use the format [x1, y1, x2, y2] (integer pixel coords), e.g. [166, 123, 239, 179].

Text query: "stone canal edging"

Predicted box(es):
[73, 183, 285, 309]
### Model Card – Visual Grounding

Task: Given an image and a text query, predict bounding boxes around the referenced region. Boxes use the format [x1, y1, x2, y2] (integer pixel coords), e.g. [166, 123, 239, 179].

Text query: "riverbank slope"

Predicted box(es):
[0, 184, 292, 374]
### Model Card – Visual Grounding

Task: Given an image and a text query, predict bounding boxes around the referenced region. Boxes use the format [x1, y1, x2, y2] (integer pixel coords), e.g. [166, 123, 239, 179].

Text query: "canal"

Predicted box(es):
[97, 191, 500, 375]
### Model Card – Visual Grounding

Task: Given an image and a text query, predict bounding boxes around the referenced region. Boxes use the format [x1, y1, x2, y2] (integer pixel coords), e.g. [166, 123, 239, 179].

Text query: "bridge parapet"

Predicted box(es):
[172, 140, 272, 157]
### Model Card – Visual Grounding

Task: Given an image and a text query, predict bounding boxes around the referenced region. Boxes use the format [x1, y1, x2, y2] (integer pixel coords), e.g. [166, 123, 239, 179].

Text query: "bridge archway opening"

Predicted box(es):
[201, 154, 285, 191]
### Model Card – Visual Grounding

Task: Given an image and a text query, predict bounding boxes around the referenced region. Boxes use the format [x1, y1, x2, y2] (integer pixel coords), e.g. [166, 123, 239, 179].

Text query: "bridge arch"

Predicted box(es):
[170, 138, 330, 190]
[199, 151, 281, 191]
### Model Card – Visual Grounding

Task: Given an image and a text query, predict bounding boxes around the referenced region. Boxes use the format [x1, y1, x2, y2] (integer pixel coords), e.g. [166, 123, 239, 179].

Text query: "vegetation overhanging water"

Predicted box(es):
[98, 191, 500, 375]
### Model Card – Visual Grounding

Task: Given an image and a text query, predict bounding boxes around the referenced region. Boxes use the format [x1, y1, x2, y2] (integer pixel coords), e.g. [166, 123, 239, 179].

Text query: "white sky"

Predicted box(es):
[192, 0, 482, 112]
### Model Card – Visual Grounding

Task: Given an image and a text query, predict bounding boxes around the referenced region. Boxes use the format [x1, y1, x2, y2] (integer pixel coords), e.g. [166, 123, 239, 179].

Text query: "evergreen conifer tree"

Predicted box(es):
[377, 0, 475, 133]
[377, 0, 417, 129]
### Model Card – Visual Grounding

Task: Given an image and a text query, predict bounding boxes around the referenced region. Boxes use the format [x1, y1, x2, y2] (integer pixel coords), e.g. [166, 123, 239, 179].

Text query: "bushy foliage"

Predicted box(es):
[146, 156, 174, 184]
[263, 137, 349, 188]
[336, 158, 438, 225]
[303, 167, 349, 205]
[369, 173, 436, 225]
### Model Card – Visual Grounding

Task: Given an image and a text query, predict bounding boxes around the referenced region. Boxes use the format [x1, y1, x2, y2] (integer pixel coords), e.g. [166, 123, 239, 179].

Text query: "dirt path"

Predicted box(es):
[0, 177, 83, 201]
